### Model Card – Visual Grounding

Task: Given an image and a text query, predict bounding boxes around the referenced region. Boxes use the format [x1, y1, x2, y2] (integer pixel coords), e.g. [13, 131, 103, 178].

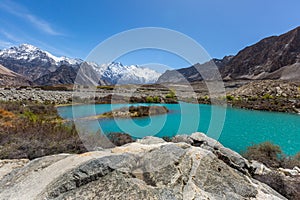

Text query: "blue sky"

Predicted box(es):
[0, 0, 299, 70]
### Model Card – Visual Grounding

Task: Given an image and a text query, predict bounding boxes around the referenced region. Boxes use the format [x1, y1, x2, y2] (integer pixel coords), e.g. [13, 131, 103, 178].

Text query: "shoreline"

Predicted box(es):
[1, 79, 299, 115]
[55, 100, 300, 116]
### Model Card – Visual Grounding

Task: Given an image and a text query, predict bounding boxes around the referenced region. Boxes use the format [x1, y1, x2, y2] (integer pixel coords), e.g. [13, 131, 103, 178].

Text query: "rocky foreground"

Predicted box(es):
[0, 133, 293, 200]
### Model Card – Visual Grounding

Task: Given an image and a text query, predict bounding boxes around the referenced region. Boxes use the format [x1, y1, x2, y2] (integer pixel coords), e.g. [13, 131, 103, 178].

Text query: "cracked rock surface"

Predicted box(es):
[0, 133, 286, 200]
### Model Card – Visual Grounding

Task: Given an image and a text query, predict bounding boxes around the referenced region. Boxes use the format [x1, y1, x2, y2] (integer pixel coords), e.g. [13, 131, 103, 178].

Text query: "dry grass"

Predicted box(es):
[0, 101, 87, 159]
[0, 108, 16, 127]
[243, 141, 300, 169]
[0, 101, 136, 160]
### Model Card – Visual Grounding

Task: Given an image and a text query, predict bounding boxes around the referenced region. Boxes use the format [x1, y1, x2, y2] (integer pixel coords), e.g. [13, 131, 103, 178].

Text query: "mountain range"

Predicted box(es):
[0, 44, 161, 86]
[158, 26, 300, 83]
[0, 26, 299, 86]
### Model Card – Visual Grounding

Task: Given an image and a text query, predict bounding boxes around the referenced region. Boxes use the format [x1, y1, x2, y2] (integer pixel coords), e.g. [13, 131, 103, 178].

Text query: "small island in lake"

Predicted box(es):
[82, 105, 169, 120]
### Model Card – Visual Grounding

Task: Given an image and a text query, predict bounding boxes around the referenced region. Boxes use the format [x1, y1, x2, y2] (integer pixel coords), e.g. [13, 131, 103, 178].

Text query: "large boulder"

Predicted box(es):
[172, 132, 300, 200]
[0, 137, 286, 200]
[173, 132, 251, 174]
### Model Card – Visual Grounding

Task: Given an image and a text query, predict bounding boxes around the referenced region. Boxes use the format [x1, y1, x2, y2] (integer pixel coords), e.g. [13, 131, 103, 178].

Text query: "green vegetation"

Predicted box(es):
[153, 96, 160, 102]
[23, 110, 39, 122]
[234, 96, 242, 101]
[224, 95, 242, 102]
[165, 89, 176, 99]
[243, 141, 300, 169]
[226, 95, 234, 101]
[247, 96, 258, 101]
[262, 93, 274, 100]
[146, 96, 160, 103]
[146, 96, 154, 103]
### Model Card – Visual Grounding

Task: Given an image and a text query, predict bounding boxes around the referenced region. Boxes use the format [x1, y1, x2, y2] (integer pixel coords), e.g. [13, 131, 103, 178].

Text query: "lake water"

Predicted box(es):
[57, 103, 300, 155]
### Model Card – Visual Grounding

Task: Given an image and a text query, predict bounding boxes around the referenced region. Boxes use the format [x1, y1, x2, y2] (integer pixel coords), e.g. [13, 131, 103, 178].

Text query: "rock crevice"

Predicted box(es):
[0, 133, 288, 200]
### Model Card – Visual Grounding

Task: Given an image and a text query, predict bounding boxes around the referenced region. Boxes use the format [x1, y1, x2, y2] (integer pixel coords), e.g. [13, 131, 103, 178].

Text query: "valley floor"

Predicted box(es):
[0, 80, 299, 113]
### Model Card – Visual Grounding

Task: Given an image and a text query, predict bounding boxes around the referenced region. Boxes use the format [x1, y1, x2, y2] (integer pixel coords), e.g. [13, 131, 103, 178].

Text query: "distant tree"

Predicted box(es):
[146, 96, 154, 103]
[166, 89, 176, 99]
[153, 96, 160, 103]
[226, 95, 234, 101]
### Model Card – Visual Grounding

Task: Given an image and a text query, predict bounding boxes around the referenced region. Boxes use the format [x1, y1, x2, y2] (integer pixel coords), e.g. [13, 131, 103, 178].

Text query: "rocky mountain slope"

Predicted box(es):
[34, 65, 78, 85]
[221, 26, 300, 80]
[0, 44, 161, 85]
[158, 26, 300, 83]
[0, 64, 31, 86]
[157, 56, 232, 83]
[0, 133, 287, 200]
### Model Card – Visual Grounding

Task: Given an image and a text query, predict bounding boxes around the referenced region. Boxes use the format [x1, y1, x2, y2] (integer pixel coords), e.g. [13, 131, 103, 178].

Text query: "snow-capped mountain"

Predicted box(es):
[0, 44, 82, 66]
[0, 44, 161, 85]
[93, 62, 161, 85]
[0, 44, 82, 81]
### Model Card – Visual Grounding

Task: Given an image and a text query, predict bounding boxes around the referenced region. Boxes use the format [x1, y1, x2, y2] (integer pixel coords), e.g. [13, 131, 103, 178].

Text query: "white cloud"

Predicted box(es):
[0, 0, 63, 36]
[25, 14, 61, 36]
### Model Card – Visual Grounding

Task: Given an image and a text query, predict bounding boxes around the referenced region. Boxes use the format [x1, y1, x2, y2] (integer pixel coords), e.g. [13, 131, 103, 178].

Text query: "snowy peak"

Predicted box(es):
[44, 53, 82, 66]
[92, 62, 161, 84]
[15, 44, 39, 52]
[0, 44, 51, 62]
[0, 44, 82, 66]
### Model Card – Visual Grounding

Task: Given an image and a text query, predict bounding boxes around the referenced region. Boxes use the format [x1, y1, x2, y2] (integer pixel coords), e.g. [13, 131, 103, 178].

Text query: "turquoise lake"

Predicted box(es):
[57, 103, 300, 156]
